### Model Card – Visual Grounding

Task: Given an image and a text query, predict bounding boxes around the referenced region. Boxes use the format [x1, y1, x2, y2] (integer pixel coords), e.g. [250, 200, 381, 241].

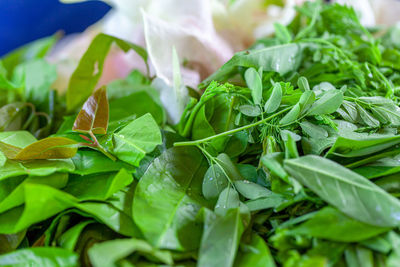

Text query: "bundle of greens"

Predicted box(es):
[1, 1, 400, 266]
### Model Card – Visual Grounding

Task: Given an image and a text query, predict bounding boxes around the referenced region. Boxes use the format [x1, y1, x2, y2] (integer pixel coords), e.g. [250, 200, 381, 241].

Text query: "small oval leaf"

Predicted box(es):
[244, 68, 262, 105]
[264, 83, 282, 113]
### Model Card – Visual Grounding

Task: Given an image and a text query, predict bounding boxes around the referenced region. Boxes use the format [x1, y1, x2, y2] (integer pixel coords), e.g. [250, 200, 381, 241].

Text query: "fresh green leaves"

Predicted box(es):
[284, 155, 400, 227]
[113, 113, 162, 166]
[133, 147, 207, 250]
[198, 208, 244, 267]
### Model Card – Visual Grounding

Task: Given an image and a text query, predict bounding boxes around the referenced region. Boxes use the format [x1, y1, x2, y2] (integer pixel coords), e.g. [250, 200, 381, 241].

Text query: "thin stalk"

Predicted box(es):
[174, 106, 292, 147]
[89, 131, 116, 161]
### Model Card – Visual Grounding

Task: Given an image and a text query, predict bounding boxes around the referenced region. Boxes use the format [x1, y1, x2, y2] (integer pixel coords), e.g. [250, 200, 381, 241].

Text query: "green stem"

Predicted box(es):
[174, 106, 292, 147]
[89, 132, 116, 161]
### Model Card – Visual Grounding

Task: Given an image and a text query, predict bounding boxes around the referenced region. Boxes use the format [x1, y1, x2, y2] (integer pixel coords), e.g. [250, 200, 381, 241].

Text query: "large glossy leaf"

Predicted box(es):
[284, 155, 400, 227]
[63, 169, 132, 201]
[88, 238, 173, 267]
[0, 173, 68, 213]
[198, 208, 244, 267]
[66, 33, 148, 110]
[201, 43, 304, 86]
[11, 137, 77, 160]
[289, 207, 389, 242]
[72, 86, 109, 135]
[113, 113, 162, 166]
[0, 247, 78, 267]
[71, 150, 135, 176]
[133, 147, 208, 250]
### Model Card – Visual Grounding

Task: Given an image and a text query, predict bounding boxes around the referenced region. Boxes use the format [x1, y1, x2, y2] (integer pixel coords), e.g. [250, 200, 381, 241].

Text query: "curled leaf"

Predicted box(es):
[73, 86, 109, 135]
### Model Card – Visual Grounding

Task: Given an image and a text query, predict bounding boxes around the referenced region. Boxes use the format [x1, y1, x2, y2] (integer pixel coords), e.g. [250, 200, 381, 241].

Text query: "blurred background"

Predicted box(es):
[0, 0, 110, 56]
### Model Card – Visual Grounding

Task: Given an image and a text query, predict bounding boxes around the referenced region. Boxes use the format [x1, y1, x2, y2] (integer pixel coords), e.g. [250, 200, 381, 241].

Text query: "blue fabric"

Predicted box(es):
[0, 0, 110, 56]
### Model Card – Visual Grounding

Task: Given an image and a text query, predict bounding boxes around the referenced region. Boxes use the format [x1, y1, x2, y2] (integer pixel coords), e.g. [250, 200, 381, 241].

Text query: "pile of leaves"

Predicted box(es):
[2, 1, 400, 266]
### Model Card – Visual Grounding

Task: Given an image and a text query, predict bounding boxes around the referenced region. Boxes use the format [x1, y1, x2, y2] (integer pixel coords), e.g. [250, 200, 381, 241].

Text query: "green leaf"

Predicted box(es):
[133, 147, 208, 250]
[279, 103, 300, 125]
[264, 83, 282, 113]
[0, 158, 74, 181]
[58, 221, 93, 251]
[284, 155, 400, 227]
[0, 131, 36, 148]
[234, 234, 276, 267]
[245, 194, 287, 211]
[203, 164, 229, 200]
[66, 33, 148, 110]
[215, 186, 240, 217]
[13, 59, 57, 108]
[298, 90, 316, 115]
[274, 23, 292, 44]
[289, 207, 389, 242]
[71, 150, 135, 176]
[113, 113, 162, 166]
[198, 208, 244, 267]
[88, 238, 173, 267]
[109, 90, 165, 124]
[0, 247, 78, 267]
[2, 35, 56, 74]
[356, 104, 380, 127]
[63, 169, 133, 201]
[238, 105, 261, 117]
[72, 86, 109, 135]
[328, 135, 400, 158]
[234, 180, 272, 200]
[201, 43, 305, 87]
[11, 137, 77, 160]
[307, 90, 343, 116]
[244, 68, 263, 105]
[300, 121, 328, 139]
[297, 76, 310, 92]
[0, 173, 68, 213]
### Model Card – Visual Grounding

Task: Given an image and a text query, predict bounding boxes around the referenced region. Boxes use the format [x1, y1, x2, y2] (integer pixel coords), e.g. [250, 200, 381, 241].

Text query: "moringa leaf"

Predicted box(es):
[264, 83, 282, 113]
[244, 68, 263, 105]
